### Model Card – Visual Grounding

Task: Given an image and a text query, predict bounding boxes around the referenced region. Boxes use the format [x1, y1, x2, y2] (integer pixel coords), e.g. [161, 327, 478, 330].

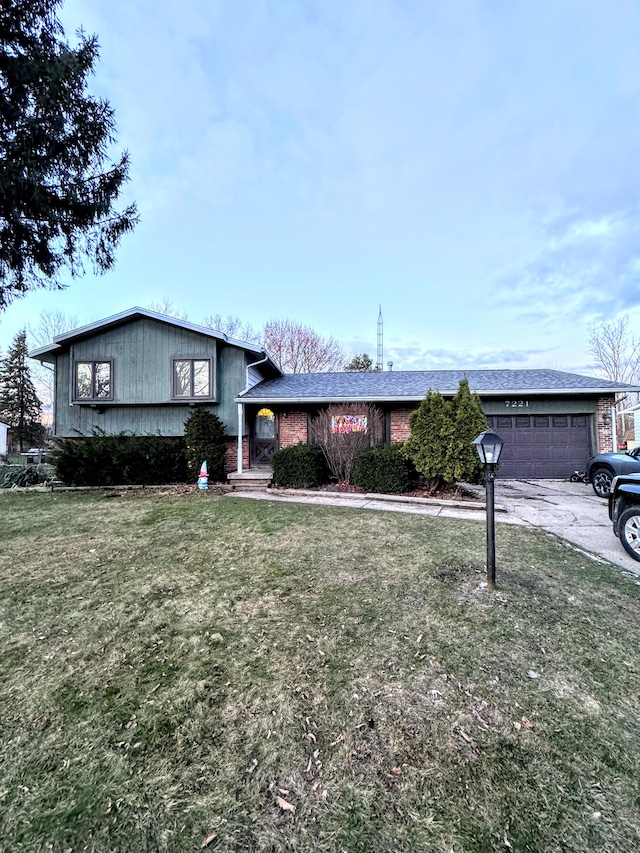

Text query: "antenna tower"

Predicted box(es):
[376, 305, 383, 372]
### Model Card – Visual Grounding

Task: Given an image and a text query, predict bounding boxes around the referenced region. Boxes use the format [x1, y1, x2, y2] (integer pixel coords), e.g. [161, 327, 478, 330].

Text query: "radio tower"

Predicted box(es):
[376, 305, 383, 372]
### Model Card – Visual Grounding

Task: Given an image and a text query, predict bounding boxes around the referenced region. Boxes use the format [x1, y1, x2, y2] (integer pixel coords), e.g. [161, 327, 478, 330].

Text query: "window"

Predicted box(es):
[74, 361, 112, 400]
[172, 358, 212, 398]
[255, 408, 275, 439]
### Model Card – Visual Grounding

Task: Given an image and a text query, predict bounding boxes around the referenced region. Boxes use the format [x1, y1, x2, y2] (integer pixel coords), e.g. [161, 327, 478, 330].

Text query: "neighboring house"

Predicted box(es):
[30, 308, 640, 480]
[29, 308, 281, 468]
[0, 422, 8, 459]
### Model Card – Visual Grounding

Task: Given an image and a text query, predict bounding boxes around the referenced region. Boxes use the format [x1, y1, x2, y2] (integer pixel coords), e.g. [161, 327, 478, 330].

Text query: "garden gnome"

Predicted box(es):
[197, 461, 208, 490]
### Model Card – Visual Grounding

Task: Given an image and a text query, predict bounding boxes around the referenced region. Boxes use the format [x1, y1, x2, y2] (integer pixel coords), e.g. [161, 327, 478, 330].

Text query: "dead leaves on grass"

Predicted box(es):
[201, 832, 217, 848]
[275, 795, 296, 814]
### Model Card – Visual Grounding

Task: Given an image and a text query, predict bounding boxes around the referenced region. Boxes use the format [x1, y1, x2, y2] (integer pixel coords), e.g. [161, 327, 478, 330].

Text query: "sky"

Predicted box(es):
[2, 0, 640, 373]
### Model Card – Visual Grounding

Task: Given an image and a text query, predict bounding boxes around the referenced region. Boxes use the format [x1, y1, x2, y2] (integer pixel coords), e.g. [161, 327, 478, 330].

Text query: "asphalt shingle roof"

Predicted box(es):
[239, 368, 639, 402]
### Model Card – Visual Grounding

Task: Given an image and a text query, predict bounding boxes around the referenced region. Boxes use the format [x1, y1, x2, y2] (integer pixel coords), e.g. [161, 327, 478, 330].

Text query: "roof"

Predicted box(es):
[238, 368, 640, 404]
[29, 306, 281, 373]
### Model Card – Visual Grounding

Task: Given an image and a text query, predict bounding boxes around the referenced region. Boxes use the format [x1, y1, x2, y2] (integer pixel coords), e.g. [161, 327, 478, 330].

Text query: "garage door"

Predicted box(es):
[485, 414, 591, 479]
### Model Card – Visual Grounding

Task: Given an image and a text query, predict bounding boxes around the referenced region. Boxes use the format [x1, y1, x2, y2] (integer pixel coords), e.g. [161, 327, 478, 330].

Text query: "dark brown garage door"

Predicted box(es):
[485, 414, 591, 479]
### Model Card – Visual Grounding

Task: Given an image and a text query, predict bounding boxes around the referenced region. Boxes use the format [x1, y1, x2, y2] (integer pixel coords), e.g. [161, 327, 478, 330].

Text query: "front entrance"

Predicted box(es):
[250, 408, 278, 467]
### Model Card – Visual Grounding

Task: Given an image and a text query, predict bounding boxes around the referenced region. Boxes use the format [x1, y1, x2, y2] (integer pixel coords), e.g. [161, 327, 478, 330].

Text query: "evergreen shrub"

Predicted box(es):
[271, 443, 329, 488]
[353, 443, 414, 494]
[184, 409, 228, 482]
[53, 431, 188, 486]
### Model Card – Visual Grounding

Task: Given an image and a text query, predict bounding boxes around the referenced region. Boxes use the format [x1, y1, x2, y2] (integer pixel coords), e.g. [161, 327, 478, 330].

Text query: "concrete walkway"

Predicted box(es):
[227, 480, 640, 577]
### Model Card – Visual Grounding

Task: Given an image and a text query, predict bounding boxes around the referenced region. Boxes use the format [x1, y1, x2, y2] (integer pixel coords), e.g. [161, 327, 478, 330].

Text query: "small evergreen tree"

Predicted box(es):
[449, 378, 488, 484]
[0, 330, 42, 450]
[345, 353, 374, 372]
[404, 379, 487, 490]
[184, 408, 227, 482]
[405, 391, 454, 491]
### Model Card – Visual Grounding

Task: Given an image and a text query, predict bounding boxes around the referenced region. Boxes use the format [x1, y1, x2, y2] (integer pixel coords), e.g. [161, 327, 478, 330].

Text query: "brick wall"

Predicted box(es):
[596, 396, 615, 453]
[390, 408, 415, 443]
[225, 437, 249, 473]
[279, 411, 308, 448]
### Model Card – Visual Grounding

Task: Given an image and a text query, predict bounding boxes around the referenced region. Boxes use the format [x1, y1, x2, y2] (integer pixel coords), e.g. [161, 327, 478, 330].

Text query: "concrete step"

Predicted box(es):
[228, 469, 273, 490]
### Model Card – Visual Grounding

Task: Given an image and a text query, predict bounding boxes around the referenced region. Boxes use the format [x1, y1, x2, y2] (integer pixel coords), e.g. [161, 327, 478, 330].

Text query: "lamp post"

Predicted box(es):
[472, 431, 505, 589]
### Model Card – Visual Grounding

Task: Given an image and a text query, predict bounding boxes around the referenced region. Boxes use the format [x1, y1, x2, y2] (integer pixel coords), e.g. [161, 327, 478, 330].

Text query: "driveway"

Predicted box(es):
[494, 479, 640, 576]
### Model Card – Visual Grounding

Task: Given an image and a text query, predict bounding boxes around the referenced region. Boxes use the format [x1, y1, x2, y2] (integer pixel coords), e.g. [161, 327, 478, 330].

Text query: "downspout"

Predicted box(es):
[237, 353, 270, 473]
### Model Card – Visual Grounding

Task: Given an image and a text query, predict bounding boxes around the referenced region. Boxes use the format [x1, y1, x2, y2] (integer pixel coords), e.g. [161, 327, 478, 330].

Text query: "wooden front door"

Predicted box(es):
[250, 408, 278, 467]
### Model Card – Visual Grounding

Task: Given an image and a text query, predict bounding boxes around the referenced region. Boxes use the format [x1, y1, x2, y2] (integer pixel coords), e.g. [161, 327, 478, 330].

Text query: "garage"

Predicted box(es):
[485, 413, 591, 479]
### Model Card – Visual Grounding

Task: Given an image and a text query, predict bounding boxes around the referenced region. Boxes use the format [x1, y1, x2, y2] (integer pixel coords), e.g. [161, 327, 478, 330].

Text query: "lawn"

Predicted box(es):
[1, 490, 639, 853]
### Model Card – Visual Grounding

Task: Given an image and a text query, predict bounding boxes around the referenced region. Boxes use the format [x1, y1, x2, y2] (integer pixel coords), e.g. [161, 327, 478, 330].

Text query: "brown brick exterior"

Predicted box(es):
[390, 408, 415, 443]
[279, 411, 308, 448]
[596, 395, 615, 453]
[225, 437, 249, 473]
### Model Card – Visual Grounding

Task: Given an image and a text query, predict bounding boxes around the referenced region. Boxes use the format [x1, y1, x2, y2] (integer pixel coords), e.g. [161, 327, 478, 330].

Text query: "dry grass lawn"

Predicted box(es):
[0, 489, 639, 852]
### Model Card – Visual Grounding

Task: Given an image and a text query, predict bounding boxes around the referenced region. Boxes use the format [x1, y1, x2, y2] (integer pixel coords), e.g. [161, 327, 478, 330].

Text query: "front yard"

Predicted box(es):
[1, 491, 639, 852]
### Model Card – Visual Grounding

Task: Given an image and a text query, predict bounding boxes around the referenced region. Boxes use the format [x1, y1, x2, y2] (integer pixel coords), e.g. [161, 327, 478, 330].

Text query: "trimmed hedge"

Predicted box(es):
[271, 443, 329, 488]
[353, 443, 414, 494]
[53, 432, 188, 486]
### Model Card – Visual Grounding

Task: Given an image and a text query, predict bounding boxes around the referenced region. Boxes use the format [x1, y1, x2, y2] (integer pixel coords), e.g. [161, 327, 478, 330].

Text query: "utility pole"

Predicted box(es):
[376, 305, 383, 372]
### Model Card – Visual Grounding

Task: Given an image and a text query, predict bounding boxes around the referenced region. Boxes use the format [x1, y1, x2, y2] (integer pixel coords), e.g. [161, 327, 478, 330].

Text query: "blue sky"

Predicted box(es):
[2, 0, 640, 372]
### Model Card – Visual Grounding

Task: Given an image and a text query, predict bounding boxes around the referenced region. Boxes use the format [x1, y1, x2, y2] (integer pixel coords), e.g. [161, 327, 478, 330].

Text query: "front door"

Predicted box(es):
[250, 408, 278, 467]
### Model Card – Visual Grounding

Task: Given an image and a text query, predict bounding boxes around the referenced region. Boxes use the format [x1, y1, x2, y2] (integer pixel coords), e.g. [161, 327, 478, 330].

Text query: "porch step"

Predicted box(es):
[227, 469, 273, 491]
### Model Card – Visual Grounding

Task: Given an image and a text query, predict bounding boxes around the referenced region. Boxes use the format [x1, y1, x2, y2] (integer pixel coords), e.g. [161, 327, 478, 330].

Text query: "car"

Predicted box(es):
[609, 473, 640, 561]
[586, 446, 640, 498]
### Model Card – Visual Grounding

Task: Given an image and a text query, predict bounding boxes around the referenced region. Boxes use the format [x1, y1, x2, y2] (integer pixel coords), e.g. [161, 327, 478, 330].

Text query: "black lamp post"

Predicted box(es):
[473, 430, 505, 589]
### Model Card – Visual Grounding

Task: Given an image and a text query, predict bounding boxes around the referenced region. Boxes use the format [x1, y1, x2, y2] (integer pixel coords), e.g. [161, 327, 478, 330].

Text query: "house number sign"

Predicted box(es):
[505, 400, 529, 408]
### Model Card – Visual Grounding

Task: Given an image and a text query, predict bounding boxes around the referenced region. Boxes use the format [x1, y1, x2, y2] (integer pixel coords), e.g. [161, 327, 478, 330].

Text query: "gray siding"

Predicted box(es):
[53, 317, 249, 437]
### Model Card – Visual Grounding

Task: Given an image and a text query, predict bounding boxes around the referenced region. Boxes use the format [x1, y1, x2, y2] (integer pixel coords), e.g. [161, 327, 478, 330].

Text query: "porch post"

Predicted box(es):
[237, 403, 244, 473]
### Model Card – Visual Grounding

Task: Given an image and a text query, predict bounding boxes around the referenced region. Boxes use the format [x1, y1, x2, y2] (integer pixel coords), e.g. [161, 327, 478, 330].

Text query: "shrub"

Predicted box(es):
[353, 443, 414, 494]
[184, 409, 227, 482]
[53, 431, 188, 486]
[271, 443, 329, 488]
[309, 404, 384, 483]
[405, 379, 487, 489]
[0, 465, 52, 488]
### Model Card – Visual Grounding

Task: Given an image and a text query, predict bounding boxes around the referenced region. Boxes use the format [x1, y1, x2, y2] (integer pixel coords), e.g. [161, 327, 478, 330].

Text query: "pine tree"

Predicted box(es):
[0, 329, 42, 450]
[0, 0, 138, 310]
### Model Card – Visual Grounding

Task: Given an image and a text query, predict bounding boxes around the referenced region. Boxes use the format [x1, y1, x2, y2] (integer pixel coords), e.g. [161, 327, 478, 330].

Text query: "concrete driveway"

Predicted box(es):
[494, 479, 640, 575]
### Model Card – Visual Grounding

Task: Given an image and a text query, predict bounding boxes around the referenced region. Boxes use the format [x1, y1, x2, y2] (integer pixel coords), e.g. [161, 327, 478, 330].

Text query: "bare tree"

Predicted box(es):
[310, 404, 384, 483]
[147, 299, 189, 320]
[589, 316, 640, 386]
[202, 313, 261, 344]
[264, 318, 345, 373]
[27, 310, 78, 423]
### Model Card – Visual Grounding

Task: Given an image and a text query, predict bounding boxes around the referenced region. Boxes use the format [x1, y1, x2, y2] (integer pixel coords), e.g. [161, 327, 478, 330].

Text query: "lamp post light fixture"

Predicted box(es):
[472, 430, 505, 589]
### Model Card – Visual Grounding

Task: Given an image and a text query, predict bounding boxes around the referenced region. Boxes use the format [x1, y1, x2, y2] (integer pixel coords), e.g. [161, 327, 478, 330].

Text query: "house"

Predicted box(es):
[0, 422, 8, 459]
[236, 369, 638, 479]
[28, 307, 281, 469]
[30, 308, 640, 480]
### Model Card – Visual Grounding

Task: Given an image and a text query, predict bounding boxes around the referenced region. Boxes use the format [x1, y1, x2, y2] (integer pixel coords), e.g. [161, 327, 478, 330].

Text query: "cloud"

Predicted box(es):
[494, 206, 640, 329]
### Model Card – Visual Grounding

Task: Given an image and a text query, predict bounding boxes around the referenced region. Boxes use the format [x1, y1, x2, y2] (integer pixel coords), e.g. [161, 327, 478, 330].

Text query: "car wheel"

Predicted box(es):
[591, 468, 613, 498]
[618, 507, 640, 562]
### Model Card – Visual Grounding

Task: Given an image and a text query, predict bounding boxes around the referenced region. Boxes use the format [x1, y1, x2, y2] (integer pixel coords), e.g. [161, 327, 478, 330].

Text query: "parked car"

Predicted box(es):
[587, 446, 640, 497]
[608, 473, 640, 561]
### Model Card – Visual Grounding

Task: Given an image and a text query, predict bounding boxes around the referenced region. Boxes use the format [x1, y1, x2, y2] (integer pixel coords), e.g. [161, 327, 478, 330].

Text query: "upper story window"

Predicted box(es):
[74, 361, 112, 400]
[172, 358, 212, 399]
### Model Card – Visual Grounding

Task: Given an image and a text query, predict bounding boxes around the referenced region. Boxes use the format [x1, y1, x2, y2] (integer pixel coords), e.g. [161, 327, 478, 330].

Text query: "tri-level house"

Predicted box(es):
[31, 307, 640, 481]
